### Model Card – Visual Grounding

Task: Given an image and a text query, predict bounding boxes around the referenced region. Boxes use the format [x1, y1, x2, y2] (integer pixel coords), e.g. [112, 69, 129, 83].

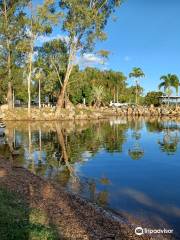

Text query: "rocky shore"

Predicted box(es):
[1, 104, 180, 121]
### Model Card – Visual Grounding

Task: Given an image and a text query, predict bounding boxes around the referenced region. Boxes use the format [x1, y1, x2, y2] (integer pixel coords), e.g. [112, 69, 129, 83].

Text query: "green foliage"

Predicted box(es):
[144, 91, 163, 106]
[125, 85, 144, 104]
[1, 1, 179, 108]
[55, 0, 122, 106]
[158, 74, 180, 105]
[159, 74, 179, 95]
[0, 0, 29, 103]
[92, 85, 105, 106]
[34, 38, 68, 101]
[59, 0, 122, 52]
[171, 75, 179, 95]
[68, 67, 127, 105]
[129, 67, 145, 105]
[129, 67, 145, 79]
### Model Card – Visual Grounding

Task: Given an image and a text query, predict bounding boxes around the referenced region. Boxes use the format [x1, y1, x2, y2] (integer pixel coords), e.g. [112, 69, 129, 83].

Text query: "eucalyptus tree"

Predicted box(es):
[0, 0, 29, 108]
[23, 0, 59, 115]
[35, 38, 68, 103]
[129, 67, 145, 105]
[56, 0, 122, 108]
[158, 74, 178, 106]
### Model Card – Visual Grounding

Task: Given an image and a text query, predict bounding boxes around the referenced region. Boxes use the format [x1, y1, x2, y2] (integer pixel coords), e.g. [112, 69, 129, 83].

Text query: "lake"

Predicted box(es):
[1, 117, 180, 236]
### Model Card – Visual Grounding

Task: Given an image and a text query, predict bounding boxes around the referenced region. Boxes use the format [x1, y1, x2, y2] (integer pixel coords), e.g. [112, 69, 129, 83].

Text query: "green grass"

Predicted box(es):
[0, 187, 59, 240]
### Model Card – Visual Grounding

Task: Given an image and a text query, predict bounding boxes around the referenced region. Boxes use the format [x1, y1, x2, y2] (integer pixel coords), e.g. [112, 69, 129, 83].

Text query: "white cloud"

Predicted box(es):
[77, 53, 105, 67]
[124, 56, 131, 62]
[37, 34, 69, 44]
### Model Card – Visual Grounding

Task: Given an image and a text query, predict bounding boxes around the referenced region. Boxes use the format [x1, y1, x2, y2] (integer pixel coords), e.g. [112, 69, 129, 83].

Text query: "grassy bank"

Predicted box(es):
[0, 187, 59, 240]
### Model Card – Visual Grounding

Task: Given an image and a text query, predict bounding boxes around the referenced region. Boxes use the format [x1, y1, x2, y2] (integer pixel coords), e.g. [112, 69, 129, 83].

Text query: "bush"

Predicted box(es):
[144, 91, 163, 106]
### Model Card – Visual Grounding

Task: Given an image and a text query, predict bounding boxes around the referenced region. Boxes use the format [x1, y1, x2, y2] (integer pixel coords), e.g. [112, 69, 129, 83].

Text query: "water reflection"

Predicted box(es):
[1, 118, 180, 177]
[1, 117, 180, 235]
[128, 119, 144, 160]
[145, 118, 180, 155]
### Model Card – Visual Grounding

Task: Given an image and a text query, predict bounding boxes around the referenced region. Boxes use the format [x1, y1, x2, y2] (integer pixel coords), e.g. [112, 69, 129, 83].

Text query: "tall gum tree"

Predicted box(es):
[23, 0, 60, 116]
[34, 39, 68, 103]
[0, 0, 29, 109]
[56, 0, 122, 108]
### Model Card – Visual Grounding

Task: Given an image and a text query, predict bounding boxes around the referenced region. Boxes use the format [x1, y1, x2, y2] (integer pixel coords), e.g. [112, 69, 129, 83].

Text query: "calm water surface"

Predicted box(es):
[1, 117, 180, 235]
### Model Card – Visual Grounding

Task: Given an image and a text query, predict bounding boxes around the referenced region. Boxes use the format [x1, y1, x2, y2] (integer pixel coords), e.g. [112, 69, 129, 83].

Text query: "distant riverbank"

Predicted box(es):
[1, 104, 180, 121]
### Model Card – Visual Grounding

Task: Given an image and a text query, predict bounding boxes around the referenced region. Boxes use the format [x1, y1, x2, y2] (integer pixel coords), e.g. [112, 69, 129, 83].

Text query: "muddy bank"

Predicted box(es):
[0, 157, 174, 240]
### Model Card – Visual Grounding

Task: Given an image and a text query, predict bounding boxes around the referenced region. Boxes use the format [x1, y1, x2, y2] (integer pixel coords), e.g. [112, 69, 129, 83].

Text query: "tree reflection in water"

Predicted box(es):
[146, 118, 180, 155]
[88, 177, 110, 207]
[1, 118, 180, 209]
[158, 121, 180, 155]
[128, 118, 144, 160]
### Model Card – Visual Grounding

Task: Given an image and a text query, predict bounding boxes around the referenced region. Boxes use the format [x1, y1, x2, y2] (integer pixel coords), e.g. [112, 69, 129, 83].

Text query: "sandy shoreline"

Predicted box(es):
[0, 156, 175, 240]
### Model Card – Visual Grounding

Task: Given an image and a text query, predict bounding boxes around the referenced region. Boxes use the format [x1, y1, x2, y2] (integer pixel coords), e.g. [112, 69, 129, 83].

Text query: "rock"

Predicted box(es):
[0, 104, 9, 112]
[127, 107, 133, 115]
[161, 109, 170, 115]
[76, 104, 86, 109]
[65, 100, 75, 110]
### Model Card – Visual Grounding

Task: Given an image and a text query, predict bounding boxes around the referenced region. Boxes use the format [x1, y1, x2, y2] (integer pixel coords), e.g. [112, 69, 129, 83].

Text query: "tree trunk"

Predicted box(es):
[27, 59, 32, 116]
[56, 41, 77, 108]
[39, 127, 42, 161]
[7, 82, 13, 109]
[7, 47, 12, 109]
[57, 65, 73, 108]
[27, 41, 34, 116]
[113, 87, 115, 102]
[3, 0, 13, 109]
[39, 78, 41, 108]
[135, 82, 138, 105]
[12, 88, 15, 108]
[56, 125, 75, 179]
[176, 90, 178, 108]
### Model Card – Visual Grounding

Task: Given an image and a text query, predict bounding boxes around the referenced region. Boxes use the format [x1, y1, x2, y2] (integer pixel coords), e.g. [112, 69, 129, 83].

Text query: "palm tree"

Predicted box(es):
[128, 120, 144, 160]
[158, 127, 179, 155]
[158, 74, 178, 106]
[129, 67, 145, 105]
[171, 75, 180, 107]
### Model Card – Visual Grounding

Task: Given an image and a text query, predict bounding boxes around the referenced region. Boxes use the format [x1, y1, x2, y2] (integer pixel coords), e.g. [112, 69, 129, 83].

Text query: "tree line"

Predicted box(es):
[0, 0, 179, 112]
[0, 0, 124, 112]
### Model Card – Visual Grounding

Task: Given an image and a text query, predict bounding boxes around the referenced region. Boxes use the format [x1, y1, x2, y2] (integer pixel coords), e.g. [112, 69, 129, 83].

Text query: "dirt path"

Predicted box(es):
[0, 157, 174, 240]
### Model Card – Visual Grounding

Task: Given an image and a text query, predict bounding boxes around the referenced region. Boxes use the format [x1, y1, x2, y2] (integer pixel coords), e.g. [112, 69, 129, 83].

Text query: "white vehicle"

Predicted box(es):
[109, 101, 128, 107]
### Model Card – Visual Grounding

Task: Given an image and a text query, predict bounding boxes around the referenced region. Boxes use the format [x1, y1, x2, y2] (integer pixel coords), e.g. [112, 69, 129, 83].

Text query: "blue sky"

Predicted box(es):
[96, 0, 180, 93]
[36, 0, 180, 94]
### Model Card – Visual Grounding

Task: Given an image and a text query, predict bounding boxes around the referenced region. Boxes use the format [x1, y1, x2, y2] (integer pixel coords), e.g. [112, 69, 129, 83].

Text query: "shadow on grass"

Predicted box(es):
[0, 187, 59, 240]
